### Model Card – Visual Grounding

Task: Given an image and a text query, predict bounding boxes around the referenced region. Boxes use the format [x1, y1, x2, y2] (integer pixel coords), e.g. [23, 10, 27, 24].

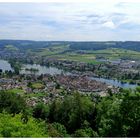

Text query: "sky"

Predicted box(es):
[0, 1, 140, 41]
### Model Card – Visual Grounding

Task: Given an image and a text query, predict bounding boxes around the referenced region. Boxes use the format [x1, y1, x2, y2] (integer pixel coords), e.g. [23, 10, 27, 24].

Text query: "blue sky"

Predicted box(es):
[0, 1, 140, 41]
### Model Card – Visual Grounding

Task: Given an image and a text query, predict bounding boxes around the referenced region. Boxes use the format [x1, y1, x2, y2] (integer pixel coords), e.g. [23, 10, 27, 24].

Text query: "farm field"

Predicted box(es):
[29, 45, 140, 64]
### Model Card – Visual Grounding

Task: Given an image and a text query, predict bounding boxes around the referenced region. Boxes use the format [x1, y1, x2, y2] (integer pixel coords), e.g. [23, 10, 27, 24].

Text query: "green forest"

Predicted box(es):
[0, 87, 140, 137]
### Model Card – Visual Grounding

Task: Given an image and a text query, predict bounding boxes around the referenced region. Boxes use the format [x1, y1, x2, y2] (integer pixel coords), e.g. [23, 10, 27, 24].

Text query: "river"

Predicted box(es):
[0, 59, 138, 88]
[91, 77, 137, 89]
[20, 64, 69, 75]
[0, 60, 13, 72]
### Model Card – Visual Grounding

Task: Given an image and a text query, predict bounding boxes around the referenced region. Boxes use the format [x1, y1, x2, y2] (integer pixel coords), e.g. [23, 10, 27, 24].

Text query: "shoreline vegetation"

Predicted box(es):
[0, 59, 139, 88]
[25, 68, 39, 72]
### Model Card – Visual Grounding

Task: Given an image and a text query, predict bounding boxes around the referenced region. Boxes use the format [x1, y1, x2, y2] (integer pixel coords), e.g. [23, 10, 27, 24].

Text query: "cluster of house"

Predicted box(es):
[109, 59, 140, 69]
[0, 67, 123, 107]
[0, 73, 116, 94]
[55, 75, 108, 92]
[0, 70, 121, 107]
[0, 78, 30, 92]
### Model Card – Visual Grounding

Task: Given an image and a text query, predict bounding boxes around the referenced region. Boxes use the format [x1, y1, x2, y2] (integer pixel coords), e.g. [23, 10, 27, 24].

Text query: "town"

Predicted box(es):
[0, 1, 140, 137]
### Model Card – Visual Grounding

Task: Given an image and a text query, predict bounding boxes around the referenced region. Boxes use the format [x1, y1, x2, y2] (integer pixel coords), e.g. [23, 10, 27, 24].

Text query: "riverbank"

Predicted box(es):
[0, 59, 138, 89]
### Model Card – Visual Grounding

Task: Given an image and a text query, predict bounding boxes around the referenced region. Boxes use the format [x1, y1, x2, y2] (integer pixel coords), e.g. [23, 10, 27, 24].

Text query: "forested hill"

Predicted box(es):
[0, 40, 140, 52]
[69, 41, 140, 51]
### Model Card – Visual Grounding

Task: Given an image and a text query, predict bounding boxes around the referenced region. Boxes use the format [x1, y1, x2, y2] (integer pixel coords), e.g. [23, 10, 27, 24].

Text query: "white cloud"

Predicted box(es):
[0, 1, 140, 41]
[102, 21, 116, 29]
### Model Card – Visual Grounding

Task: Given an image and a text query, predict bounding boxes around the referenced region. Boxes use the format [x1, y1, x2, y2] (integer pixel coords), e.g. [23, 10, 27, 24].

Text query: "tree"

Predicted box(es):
[27, 82, 32, 88]
[67, 93, 95, 132]
[48, 122, 68, 137]
[49, 97, 65, 123]
[73, 120, 98, 137]
[33, 103, 49, 120]
[0, 112, 48, 137]
[49, 93, 95, 133]
[0, 91, 26, 115]
[96, 96, 123, 137]
[96, 89, 140, 137]
[73, 128, 98, 137]
[119, 92, 140, 137]
[136, 86, 140, 92]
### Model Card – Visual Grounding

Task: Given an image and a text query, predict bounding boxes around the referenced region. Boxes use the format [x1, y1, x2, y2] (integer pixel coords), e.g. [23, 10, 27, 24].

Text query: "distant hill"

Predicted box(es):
[69, 41, 140, 52]
[0, 40, 140, 52]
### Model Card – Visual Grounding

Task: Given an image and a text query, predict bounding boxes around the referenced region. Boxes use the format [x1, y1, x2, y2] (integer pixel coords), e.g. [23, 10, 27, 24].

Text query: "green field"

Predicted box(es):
[29, 45, 140, 64]
[25, 92, 47, 98]
[7, 88, 25, 94]
[4, 45, 19, 51]
[31, 82, 45, 89]
[90, 48, 140, 60]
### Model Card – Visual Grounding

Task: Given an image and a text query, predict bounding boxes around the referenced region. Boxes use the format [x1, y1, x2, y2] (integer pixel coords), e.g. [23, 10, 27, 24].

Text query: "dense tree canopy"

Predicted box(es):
[0, 91, 26, 114]
[0, 113, 48, 137]
[0, 88, 140, 137]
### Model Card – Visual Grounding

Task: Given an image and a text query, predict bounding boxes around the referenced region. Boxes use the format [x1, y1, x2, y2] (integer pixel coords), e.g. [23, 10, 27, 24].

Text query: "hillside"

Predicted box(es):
[0, 40, 140, 52]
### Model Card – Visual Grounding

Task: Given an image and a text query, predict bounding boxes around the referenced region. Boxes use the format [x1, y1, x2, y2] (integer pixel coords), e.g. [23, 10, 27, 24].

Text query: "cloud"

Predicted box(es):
[0, 2, 140, 41]
[102, 21, 116, 29]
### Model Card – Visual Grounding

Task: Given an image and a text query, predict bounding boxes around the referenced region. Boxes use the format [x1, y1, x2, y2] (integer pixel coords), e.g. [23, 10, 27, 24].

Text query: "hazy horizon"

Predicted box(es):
[1, 39, 140, 42]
